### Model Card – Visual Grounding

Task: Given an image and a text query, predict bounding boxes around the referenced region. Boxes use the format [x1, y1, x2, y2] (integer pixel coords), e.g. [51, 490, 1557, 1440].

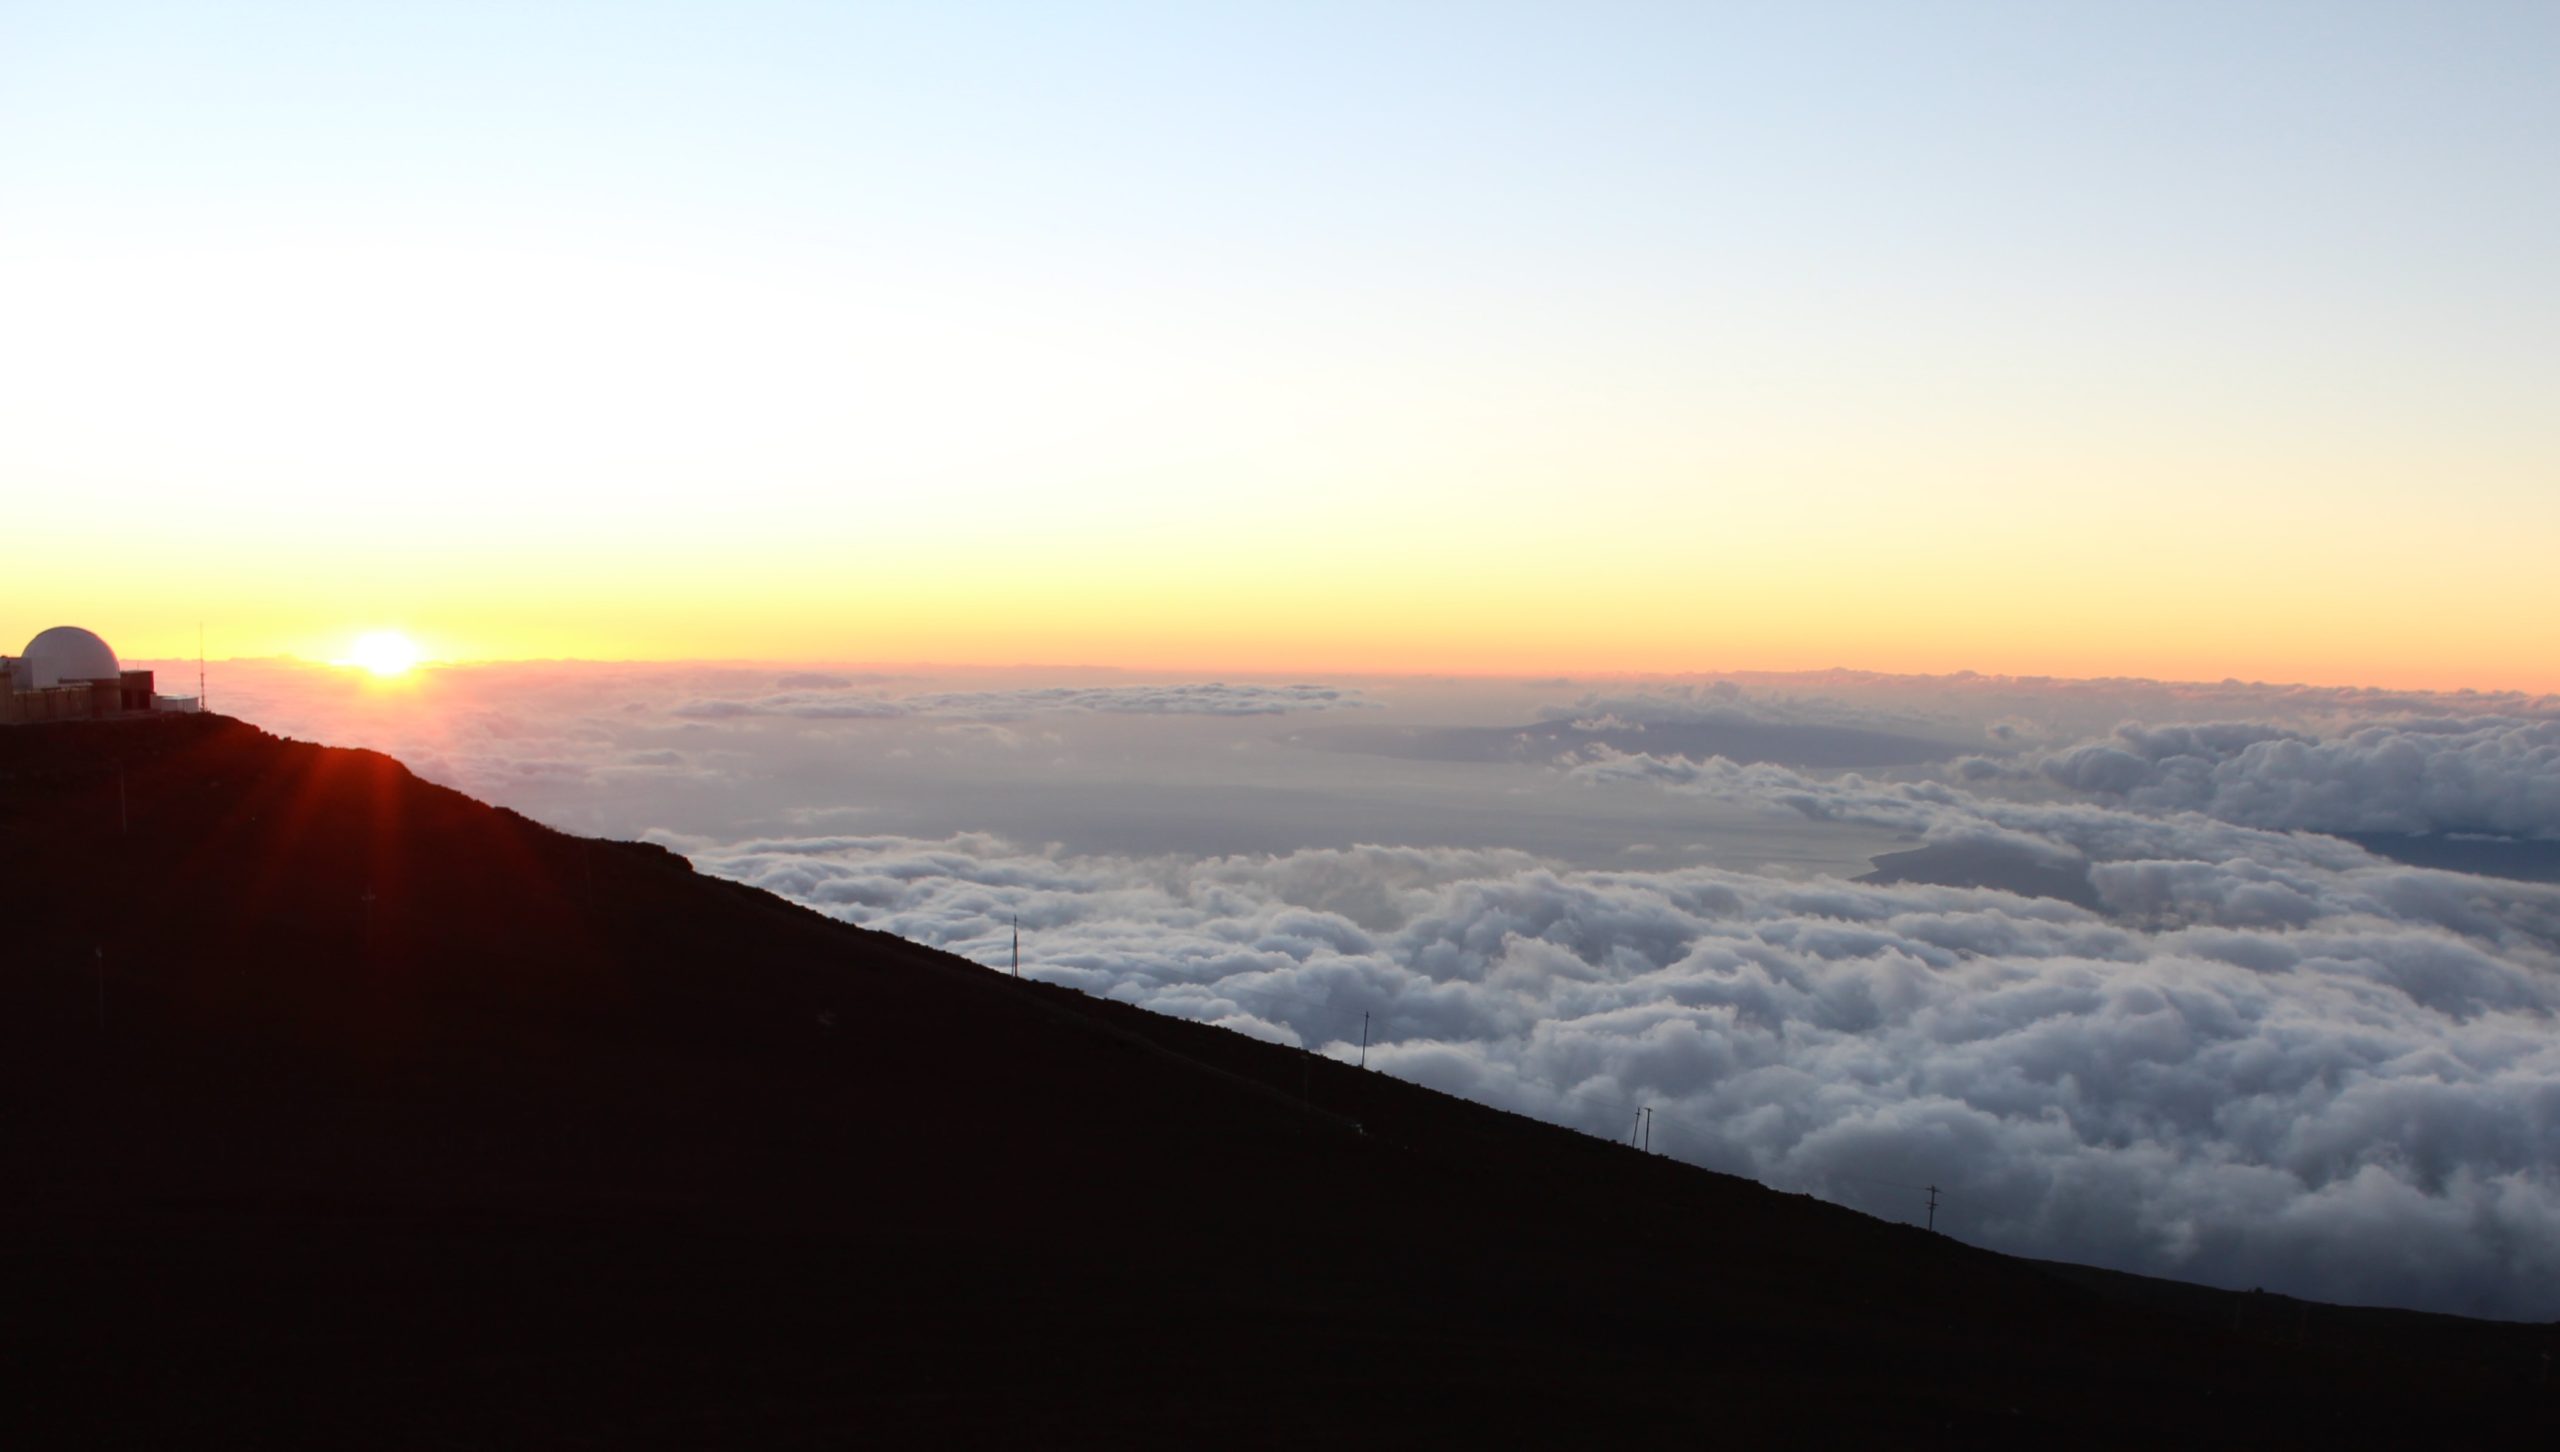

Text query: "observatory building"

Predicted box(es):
[0, 627, 198, 725]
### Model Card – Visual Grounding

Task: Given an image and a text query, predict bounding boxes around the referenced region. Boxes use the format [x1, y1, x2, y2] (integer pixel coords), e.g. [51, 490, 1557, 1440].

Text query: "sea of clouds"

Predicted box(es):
[668, 782, 2560, 1320]
[203, 659, 2560, 1319]
[2033, 716, 2560, 837]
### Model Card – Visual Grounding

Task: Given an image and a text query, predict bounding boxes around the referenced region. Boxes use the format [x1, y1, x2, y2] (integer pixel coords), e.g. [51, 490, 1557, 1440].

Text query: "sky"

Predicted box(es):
[5, 2, 2556, 685]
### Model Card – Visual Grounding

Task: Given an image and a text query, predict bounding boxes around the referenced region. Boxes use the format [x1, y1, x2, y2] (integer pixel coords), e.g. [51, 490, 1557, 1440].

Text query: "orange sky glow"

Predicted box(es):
[7, 5, 2553, 698]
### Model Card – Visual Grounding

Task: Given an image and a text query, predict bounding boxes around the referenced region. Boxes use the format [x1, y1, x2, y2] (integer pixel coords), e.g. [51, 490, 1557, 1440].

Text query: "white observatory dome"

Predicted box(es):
[21, 626, 122, 688]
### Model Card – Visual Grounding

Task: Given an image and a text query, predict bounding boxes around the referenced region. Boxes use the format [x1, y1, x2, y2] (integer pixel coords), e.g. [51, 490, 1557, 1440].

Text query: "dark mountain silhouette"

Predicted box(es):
[4, 714, 2551, 1447]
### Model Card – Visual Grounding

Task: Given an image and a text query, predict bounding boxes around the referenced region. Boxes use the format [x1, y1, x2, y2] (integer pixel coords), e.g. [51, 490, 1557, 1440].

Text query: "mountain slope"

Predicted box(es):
[2, 714, 2549, 1446]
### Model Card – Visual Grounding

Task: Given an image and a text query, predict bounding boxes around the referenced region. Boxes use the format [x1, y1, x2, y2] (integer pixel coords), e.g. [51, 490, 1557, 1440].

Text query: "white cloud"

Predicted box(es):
[672, 820, 2560, 1320]
[2040, 717, 2560, 836]
[207, 656, 2560, 1318]
[1536, 680, 1925, 732]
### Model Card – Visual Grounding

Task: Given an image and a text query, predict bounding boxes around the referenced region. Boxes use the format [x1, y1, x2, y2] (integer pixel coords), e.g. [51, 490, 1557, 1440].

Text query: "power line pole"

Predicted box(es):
[1358, 1011, 1368, 1070]
[1642, 1106, 1652, 1154]
[1925, 1183, 1940, 1233]
[1011, 915, 1019, 977]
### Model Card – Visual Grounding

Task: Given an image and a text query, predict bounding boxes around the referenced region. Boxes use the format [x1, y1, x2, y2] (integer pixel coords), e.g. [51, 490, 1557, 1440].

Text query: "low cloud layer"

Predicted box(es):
[1316, 682, 1957, 771]
[1537, 681, 1928, 733]
[671, 681, 1368, 721]
[206, 658, 2560, 1318]
[677, 807, 2560, 1320]
[2038, 717, 2560, 837]
[1698, 669, 2560, 729]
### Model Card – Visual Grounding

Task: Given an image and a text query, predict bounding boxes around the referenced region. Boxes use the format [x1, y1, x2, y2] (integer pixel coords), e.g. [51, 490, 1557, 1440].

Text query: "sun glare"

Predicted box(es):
[346, 630, 424, 677]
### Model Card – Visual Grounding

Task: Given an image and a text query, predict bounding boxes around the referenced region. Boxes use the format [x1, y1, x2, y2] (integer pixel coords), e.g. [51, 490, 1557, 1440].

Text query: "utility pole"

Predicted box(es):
[1358, 1011, 1369, 1070]
[1925, 1183, 1940, 1233]
[1642, 1106, 1652, 1153]
[1011, 915, 1019, 977]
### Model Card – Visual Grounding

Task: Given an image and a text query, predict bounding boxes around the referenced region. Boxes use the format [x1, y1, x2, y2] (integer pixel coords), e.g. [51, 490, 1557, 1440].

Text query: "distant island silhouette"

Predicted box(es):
[1311, 715, 1957, 769]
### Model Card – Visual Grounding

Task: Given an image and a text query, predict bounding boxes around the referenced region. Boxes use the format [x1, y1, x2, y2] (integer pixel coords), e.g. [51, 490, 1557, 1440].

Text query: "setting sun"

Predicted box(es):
[345, 630, 423, 678]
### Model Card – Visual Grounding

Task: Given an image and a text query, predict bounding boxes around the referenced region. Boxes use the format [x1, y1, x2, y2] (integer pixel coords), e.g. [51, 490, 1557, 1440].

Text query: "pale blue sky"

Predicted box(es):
[4, 2, 2555, 679]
